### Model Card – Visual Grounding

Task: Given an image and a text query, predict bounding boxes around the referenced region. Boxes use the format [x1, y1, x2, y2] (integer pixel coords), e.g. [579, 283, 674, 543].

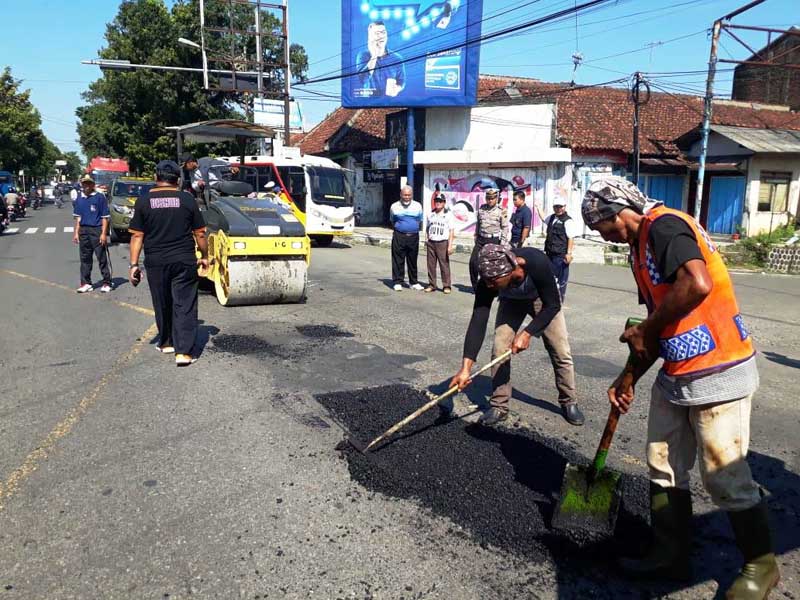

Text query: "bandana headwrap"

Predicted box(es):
[478, 244, 517, 280]
[581, 176, 652, 226]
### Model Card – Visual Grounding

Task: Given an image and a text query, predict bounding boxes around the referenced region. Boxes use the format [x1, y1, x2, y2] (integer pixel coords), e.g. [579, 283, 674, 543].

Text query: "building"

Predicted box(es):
[732, 27, 800, 110]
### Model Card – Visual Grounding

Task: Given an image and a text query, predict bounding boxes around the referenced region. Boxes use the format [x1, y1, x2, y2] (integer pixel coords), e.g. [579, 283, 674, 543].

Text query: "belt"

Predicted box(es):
[395, 231, 419, 236]
[477, 236, 500, 243]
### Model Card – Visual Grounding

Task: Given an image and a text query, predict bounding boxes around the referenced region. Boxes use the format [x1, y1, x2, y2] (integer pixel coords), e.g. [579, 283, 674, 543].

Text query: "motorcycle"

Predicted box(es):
[7, 204, 17, 222]
[31, 194, 42, 210]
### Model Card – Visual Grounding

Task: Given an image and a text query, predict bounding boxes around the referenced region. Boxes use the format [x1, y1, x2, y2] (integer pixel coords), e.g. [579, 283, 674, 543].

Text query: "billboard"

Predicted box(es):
[253, 98, 305, 131]
[341, 0, 483, 108]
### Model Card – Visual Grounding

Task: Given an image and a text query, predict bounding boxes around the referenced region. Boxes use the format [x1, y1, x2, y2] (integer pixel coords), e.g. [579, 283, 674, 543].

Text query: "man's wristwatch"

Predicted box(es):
[129, 264, 139, 269]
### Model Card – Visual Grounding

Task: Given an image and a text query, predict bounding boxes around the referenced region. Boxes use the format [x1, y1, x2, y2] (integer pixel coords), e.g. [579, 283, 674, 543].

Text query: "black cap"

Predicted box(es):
[434, 193, 446, 202]
[179, 152, 196, 164]
[155, 160, 181, 178]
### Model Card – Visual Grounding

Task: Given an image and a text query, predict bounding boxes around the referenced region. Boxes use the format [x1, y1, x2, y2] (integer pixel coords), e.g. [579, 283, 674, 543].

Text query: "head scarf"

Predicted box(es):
[478, 244, 517, 280]
[581, 176, 654, 226]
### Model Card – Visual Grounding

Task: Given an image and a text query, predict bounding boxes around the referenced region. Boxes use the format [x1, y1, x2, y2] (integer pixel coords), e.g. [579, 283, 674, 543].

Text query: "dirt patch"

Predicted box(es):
[316, 384, 653, 585]
[295, 325, 354, 339]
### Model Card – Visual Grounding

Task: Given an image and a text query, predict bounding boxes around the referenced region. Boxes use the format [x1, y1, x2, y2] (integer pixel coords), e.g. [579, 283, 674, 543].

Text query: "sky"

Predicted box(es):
[1, 0, 796, 161]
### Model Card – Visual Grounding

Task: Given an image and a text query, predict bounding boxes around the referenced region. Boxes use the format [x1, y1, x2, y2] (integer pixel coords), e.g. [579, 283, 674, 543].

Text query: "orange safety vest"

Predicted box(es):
[632, 205, 754, 377]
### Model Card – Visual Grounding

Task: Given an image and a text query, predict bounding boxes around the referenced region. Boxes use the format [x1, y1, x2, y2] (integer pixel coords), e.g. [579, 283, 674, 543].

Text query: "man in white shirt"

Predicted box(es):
[424, 193, 455, 294]
[535, 201, 580, 300]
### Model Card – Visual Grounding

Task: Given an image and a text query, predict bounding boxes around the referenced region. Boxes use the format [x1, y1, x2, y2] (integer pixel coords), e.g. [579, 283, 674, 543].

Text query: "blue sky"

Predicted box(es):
[0, 0, 795, 160]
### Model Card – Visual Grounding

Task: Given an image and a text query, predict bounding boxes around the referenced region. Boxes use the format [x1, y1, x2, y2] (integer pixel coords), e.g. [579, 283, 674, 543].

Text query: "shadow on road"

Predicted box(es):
[762, 351, 800, 369]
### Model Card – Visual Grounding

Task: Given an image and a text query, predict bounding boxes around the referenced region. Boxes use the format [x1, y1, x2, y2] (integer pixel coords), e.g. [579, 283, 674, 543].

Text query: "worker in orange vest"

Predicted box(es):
[581, 176, 778, 600]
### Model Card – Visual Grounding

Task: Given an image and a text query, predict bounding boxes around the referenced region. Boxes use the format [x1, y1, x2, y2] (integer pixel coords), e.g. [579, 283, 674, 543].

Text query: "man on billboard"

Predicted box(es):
[356, 21, 405, 98]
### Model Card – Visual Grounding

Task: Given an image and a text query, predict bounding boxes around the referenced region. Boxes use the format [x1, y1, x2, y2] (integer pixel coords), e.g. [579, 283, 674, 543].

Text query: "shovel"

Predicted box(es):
[343, 350, 512, 454]
[551, 317, 642, 536]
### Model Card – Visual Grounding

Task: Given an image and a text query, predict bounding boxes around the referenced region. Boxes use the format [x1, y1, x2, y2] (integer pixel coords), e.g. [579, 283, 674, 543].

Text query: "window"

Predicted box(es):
[758, 172, 791, 212]
[276, 166, 308, 211]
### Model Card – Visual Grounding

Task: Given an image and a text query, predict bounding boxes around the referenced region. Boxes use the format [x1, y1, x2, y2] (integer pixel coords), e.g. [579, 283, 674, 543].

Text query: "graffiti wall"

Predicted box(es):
[422, 166, 573, 237]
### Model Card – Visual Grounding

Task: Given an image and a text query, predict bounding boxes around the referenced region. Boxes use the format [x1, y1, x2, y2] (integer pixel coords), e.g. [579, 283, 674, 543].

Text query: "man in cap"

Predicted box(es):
[128, 160, 208, 366]
[469, 188, 508, 288]
[581, 176, 777, 597]
[535, 198, 580, 300]
[424, 193, 455, 294]
[179, 153, 200, 195]
[72, 174, 112, 293]
[448, 243, 584, 426]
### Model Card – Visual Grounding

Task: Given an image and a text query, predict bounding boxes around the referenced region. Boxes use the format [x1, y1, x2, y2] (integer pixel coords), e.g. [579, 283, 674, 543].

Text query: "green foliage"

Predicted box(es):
[0, 67, 48, 179]
[725, 223, 798, 268]
[77, 0, 310, 173]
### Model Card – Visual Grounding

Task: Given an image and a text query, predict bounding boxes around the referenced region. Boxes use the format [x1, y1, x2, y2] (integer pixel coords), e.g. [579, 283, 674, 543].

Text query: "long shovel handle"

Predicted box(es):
[362, 350, 513, 453]
[588, 317, 643, 481]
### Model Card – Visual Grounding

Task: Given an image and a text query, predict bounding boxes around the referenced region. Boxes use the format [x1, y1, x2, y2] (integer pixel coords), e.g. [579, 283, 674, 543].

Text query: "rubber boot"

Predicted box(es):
[618, 483, 693, 581]
[725, 500, 780, 600]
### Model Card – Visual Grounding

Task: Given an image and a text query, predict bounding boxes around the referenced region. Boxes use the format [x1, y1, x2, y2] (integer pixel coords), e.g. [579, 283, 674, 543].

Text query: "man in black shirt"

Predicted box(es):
[448, 244, 585, 426]
[128, 160, 209, 366]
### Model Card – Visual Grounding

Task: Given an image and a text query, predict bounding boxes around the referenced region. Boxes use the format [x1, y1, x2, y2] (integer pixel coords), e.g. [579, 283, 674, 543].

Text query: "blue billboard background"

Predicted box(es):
[341, 0, 483, 108]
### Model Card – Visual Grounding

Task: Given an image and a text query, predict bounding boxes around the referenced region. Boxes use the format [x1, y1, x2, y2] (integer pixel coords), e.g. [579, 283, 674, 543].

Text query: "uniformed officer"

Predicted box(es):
[128, 160, 209, 366]
[469, 188, 508, 288]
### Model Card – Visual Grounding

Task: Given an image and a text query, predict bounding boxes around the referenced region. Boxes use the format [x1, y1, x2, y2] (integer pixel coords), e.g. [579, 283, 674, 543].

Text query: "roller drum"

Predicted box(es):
[216, 258, 307, 306]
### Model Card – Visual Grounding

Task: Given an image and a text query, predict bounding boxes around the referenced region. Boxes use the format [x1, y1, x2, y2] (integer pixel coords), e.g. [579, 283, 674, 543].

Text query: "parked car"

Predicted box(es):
[108, 177, 155, 242]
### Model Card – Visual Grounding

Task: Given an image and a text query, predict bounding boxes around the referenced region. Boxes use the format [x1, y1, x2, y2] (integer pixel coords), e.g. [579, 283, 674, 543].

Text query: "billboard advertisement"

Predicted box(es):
[341, 0, 483, 108]
[253, 99, 305, 131]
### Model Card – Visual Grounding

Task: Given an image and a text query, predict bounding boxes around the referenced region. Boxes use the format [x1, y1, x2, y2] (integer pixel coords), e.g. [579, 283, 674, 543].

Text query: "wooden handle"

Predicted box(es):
[363, 350, 513, 452]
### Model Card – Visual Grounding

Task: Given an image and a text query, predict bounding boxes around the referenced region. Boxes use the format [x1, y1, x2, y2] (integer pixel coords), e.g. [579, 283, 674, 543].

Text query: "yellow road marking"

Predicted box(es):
[0, 322, 158, 511]
[0, 269, 154, 316]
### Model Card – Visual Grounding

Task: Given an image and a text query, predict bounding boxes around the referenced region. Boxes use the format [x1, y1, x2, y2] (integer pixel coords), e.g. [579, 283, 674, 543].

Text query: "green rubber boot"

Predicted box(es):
[618, 483, 693, 581]
[725, 500, 780, 600]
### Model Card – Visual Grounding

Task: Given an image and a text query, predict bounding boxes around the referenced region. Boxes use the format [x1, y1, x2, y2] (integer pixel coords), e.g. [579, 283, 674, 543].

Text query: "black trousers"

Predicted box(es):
[391, 232, 419, 285]
[146, 262, 199, 355]
[79, 226, 111, 285]
[548, 254, 570, 301]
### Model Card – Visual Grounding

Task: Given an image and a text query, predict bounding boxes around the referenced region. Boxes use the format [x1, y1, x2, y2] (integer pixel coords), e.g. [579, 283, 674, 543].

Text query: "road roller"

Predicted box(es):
[166, 119, 311, 307]
[200, 166, 309, 306]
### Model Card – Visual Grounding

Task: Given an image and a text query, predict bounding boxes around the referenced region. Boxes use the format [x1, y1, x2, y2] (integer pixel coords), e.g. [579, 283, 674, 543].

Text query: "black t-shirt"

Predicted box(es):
[129, 187, 205, 267]
[638, 215, 704, 303]
[463, 247, 562, 361]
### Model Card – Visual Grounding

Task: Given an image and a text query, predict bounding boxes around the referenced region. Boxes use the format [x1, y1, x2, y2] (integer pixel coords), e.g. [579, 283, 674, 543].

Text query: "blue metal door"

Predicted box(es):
[707, 176, 745, 234]
[647, 175, 684, 210]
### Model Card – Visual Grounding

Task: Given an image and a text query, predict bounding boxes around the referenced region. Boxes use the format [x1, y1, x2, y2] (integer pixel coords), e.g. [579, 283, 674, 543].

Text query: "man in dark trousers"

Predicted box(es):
[128, 161, 209, 366]
[509, 190, 532, 248]
[72, 174, 112, 293]
[535, 199, 580, 300]
[448, 244, 585, 427]
[389, 185, 424, 291]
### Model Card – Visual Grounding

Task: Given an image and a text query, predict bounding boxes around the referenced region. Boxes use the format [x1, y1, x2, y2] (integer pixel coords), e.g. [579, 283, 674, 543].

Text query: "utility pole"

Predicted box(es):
[630, 72, 648, 186]
[282, 0, 292, 146]
[695, 19, 721, 221]
[695, 0, 768, 222]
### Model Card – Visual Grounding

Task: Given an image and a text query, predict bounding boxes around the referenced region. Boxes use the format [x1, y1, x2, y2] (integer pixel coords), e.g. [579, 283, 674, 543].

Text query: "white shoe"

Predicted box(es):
[156, 345, 175, 354]
[100, 283, 113, 293]
[411, 283, 424, 291]
[76, 283, 93, 293]
[175, 353, 197, 366]
[393, 283, 402, 291]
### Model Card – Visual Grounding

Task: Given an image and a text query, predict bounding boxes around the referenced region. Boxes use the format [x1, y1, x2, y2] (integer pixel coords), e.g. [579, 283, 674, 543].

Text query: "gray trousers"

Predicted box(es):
[426, 240, 451, 288]
[490, 299, 577, 411]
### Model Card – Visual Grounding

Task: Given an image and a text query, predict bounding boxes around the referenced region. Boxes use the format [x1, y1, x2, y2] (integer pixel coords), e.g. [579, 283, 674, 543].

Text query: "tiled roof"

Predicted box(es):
[492, 80, 800, 155]
[329, 108, 402, 152]
[299, 107, 357, 155]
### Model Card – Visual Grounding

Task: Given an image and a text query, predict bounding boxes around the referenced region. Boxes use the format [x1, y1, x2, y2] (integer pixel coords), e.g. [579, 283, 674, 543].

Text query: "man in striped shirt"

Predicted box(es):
[389, 185, 424, 291]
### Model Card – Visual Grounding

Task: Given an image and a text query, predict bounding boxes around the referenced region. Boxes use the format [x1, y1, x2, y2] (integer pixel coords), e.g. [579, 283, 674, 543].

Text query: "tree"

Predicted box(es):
[0, 67, 49, 178]
[59, 151, 83, 181]
[78, 0, 310, 173]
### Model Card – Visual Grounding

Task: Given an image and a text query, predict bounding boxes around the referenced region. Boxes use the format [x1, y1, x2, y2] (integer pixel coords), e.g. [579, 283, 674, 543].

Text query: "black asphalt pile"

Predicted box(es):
[210, 334, 303, 360]
[296, 325, 354, 339]
[316, 384, 651, 573]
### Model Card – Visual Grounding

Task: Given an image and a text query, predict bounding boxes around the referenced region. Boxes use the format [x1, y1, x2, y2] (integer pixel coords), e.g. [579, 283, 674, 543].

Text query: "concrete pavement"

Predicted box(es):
[1, 205, 798, 599]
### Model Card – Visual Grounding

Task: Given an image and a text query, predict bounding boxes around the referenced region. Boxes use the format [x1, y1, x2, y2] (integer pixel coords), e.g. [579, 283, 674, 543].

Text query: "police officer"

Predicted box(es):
[469, 188, 508, 288]
[535, 200, 580, 300]
[72, 175, 112, 294]
[128, 160, 209, 366]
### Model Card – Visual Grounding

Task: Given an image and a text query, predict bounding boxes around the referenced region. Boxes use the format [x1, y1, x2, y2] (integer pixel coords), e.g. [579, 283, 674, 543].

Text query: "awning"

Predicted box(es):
[711, 125, 800, 153]
[166, 119, 276, 143]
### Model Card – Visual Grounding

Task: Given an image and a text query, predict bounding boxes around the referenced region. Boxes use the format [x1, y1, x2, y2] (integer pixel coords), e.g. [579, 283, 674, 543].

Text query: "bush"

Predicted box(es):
[734, 223, 798, 267]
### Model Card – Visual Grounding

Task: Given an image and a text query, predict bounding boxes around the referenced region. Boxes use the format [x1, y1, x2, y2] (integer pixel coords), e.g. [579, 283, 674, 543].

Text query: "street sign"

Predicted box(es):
[254, 98, 304, 131]
[364, 169, 398, 184]
[370, 148, 399, 169]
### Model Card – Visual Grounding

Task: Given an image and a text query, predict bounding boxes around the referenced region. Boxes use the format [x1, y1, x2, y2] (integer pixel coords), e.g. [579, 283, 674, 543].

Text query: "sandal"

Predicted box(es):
[443, 287, 452, 294]
[423, 286, 436, 293]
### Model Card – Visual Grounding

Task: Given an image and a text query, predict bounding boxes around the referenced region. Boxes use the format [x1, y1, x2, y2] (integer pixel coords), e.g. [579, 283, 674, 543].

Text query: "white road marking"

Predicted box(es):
[24, 228, 38, 234]
[45, 227, 56, 233]
[64, 227, 74, 233]
[7, 228, 19, 233]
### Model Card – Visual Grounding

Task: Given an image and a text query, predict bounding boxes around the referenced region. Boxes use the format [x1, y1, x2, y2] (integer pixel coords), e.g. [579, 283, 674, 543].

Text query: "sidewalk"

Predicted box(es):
[350, 226, 611, 265]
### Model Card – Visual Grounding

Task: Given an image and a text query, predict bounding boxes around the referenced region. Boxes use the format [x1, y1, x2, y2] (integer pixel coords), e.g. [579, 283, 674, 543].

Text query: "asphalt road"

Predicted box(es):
[1, 204, 798, 599]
